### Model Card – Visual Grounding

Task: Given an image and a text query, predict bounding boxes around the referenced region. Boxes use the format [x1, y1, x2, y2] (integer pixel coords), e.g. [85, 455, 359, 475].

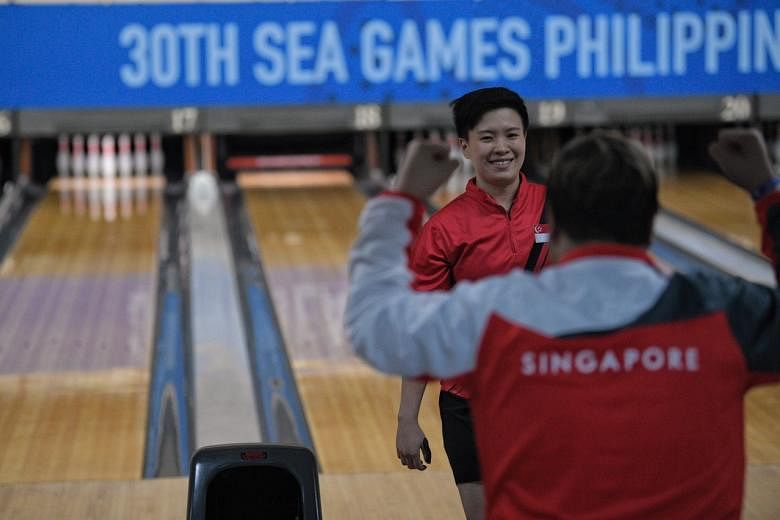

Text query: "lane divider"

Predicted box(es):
[222, 184, 316, 454]
[143, 185, 193, 478]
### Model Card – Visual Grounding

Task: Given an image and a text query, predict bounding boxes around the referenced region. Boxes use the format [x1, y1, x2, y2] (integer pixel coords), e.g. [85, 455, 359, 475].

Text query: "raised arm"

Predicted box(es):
[708, 127, 776, 195]
[709, 128, 780, 270]
[393, 139, 460, 201]
[345, 141, 488, 378]
[708, 128, 780, 377]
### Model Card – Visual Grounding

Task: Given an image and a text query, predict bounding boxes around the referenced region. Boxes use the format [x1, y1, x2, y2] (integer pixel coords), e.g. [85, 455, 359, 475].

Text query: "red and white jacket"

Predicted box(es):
[411, 176, 549, 398]
[346, 190, 780, 519]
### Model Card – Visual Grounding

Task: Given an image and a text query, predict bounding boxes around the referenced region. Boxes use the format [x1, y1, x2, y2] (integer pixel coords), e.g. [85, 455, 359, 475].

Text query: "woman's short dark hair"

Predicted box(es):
[547, 131, 658, 246]
[450, 87, 529, 139]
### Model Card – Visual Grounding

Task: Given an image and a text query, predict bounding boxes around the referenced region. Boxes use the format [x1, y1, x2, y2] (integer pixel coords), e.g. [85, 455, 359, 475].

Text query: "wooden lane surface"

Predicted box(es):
[1, 171, 777, 517]
[296, 364, 447, 474]
[0, 470, 466, 520]
[0, 187, 161, 483]
[746, 385, 780, 464]
[239, 172, 453, 476]
[1, 465, 778, 520]
[238, 172, 362, 268]
[0, 369, 148, 483]
[658, 170, 761, 253]
[1, 184, 161, 276]
[658, 171, 780, 466]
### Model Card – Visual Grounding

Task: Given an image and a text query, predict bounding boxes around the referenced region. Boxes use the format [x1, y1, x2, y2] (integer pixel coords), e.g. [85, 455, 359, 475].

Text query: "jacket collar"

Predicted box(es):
[558, 243, 658, 268]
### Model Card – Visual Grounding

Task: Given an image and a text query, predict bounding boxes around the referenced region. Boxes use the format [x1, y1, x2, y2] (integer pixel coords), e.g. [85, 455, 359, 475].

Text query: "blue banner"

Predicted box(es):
[1, 1, 778, 109]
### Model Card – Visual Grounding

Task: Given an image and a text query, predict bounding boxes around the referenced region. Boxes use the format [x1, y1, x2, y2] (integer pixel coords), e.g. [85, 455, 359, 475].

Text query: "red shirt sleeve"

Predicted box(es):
[407, 219, 453, 383]
[409, 221, 454, 292]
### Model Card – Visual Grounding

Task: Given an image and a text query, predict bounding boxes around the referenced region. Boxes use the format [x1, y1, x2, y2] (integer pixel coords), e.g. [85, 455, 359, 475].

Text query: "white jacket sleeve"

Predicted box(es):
[345, 195, 492, 378]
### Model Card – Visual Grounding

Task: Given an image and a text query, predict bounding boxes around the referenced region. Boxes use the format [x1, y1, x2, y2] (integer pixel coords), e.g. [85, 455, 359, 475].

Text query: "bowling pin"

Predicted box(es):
[365, 130, 384, 184]
[150, 132, 164, 177]
[71, 134, 86, 216]
[134, 133, 149, 212]
[101, 134, 117, 222]
[118, 133, 133, 218]
[86, 134, 101, 220]
[56, 134, 71, 212]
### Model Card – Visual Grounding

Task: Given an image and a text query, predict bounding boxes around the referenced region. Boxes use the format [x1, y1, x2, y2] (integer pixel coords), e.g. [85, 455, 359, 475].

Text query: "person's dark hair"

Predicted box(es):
[450, 87, 529, 139]
[547, 131, 658, 246]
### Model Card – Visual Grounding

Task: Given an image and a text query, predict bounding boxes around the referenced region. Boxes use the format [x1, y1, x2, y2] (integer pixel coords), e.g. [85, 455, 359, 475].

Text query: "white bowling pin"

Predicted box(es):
[118, 133, 133, 218]
[71, 134, 86, 215]
[87, 134, 101, 179]
[133, 133, 148, 177]
[118, 133, 133, 179]
[86, 134, 101, 220]
[56, 134, 70, 180]
[101, 134, 117, 222]
[150, 132, 164, 177]
[101, 134, 117, 179]
[134, 133, 149, 212]
[57, 134, 71, 212]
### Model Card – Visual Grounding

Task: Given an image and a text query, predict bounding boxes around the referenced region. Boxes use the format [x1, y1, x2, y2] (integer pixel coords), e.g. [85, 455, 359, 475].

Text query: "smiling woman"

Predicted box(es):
[394, 86, 549, 520]
[461, 107, 527, 209]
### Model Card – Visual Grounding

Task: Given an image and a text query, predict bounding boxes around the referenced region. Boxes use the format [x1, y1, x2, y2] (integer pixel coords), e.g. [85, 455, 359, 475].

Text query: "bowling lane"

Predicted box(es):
[239, 172, 453, 476]
[0, 183, 162, 483]
[660, 173, 780, 457]
[658, 169, 761, 253]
